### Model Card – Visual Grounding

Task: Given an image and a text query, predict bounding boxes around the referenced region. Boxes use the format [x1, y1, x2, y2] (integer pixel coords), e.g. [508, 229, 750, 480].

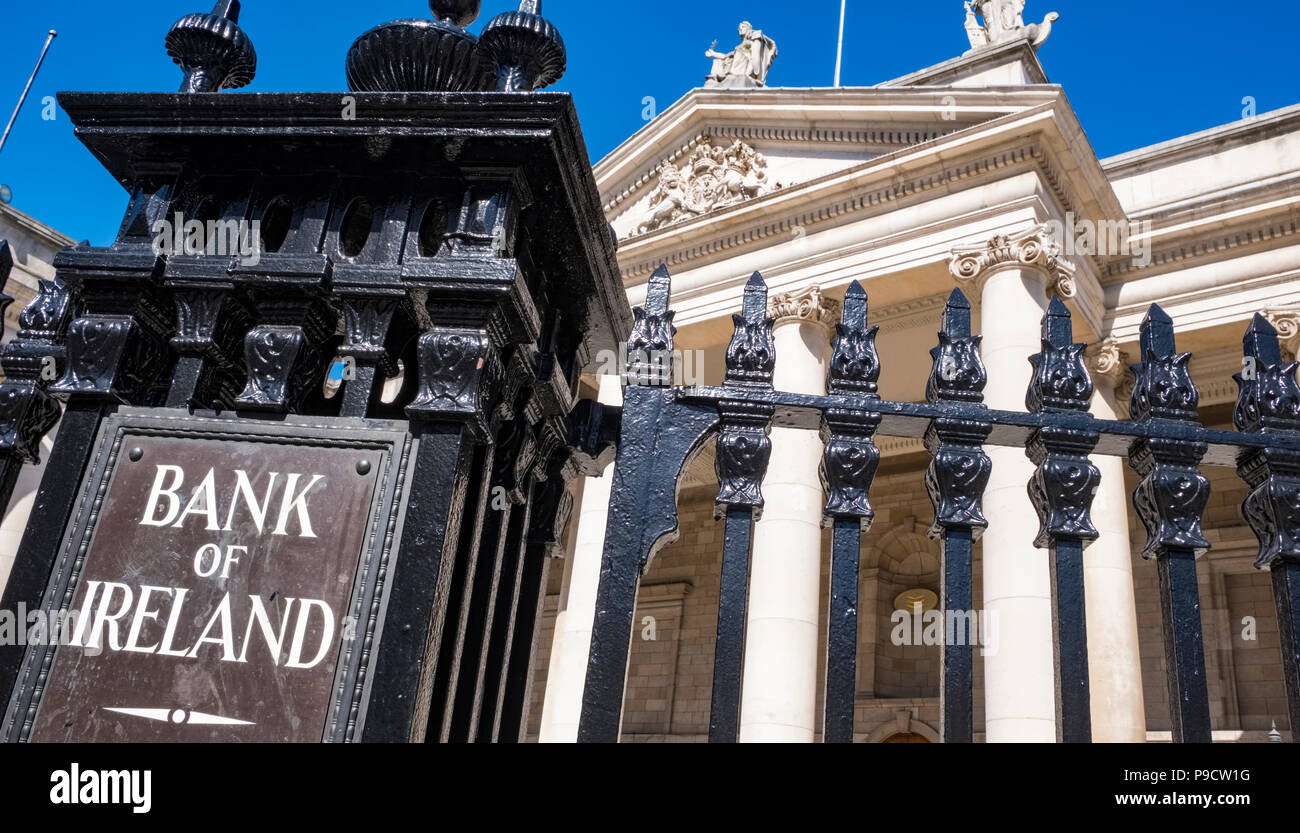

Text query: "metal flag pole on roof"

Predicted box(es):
[834, 0, 847, 86]
[0, 30, 58, 159]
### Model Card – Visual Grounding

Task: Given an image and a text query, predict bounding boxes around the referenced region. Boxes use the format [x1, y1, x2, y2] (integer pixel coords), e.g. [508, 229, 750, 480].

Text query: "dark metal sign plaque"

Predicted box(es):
[2, 410, 412, 743]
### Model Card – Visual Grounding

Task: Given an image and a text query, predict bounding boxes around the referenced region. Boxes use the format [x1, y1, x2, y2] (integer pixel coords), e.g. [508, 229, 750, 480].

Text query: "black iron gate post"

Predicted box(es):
[1234, 313, 1300, 737]
[577, 267, 718, 742]
[1128, 304, 1214, 743]
[1025, 297, 1100, 743]
[819, 281, 881, 743]
[708, 272, 775, 743]
[924, 288, 991, 744]
[0, 0, 629, 744]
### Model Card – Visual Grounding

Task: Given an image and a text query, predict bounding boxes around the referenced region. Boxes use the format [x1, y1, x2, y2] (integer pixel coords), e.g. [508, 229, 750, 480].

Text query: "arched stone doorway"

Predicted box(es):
[882, 732, 931, 743]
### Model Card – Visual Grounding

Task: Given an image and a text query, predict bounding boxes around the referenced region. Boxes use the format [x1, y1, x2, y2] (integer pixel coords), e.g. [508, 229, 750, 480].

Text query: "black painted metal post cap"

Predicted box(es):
[1042, 294, 1073, 348]
[941, 287, 972, 339]
[480, 0, 567, 92]
[345, 1, 494, 92]
[165, 0, 257, 93]
[841, 280, 867, 328]
[1243, 313, 1284, 367]
[1140, 303, 1177, 357]
[429, 0, 481, 27]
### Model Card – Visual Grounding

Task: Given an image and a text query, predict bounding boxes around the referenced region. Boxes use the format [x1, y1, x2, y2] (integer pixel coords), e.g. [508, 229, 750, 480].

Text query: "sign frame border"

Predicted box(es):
[0, 407, 415, 743]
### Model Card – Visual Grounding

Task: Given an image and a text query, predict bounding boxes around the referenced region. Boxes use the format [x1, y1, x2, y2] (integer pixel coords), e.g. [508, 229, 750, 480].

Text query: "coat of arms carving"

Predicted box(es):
[636, 139, 778, 235]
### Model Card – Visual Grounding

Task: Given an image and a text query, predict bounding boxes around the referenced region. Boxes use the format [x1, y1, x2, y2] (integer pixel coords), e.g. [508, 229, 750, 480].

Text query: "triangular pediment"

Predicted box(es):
[597, 85, 1067, 241]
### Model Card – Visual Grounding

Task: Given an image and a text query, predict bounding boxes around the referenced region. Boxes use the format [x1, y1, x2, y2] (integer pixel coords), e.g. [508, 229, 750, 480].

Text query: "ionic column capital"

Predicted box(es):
[1086, 337, 1135, 416]
[767, 285, 840, 333]
[949, 224, 1078, 298]
[1265, 307, 1300, 361]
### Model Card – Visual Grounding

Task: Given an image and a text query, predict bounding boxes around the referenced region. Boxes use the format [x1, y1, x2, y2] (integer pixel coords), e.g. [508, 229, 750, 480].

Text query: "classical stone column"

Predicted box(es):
[537, 374, 623, 742]
[1083, 338, 1147, 742]
[950, 227, 1069, 742]
[740, 286, 838, 742]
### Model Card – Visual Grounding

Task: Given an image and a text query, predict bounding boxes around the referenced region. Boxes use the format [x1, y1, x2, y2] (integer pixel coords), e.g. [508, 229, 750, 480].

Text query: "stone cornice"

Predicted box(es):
[767, 285, 839, 331]
[0, 203, 76, 250]
[1101, 211, 1300, 282]
[1101, 103, 1300, 177]
[948, 224, 1078, 295]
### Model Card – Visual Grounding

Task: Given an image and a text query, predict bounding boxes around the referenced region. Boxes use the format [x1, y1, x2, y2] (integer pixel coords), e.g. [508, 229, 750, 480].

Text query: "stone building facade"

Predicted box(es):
[528, 9, 1300, 742]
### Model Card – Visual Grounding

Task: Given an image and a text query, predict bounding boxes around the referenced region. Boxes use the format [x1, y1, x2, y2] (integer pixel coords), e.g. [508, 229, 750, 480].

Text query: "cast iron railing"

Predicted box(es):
[577, 264, 1300, 744]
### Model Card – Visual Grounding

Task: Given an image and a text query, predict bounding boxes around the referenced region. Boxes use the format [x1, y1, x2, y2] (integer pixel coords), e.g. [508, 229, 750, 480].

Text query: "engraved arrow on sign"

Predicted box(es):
[103, 707, 255, 727]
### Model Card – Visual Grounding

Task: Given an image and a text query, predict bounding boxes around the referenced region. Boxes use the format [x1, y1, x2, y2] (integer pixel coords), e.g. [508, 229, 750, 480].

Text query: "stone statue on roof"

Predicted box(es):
[705, 22, 778, 88]
[964, 0, 1058, 52]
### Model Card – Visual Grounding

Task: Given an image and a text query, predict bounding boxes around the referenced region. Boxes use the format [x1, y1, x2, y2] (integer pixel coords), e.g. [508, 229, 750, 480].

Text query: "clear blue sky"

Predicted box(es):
[1, 1, 1297, 245]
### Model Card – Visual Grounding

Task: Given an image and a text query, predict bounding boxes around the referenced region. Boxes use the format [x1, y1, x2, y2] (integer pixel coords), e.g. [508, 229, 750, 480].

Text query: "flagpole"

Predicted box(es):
[0, 30, 58, 159]
[833, 0, 847, 87]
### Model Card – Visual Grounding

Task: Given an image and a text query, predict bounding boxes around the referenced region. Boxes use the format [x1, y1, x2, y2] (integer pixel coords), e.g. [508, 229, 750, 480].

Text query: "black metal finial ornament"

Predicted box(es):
[926, 288, 986, 405]
[1235, 315, 1300, 566]
[709, 270, 774, 743]
[1026, 296, 1100, 548]
[346, 0, 495, 92]
[827, 281, 880, 397]
[722, 272, 775, 389]
[165, 0, 257, 93]
[715, 271, 774, 511]
[624, 264, 676, 387]
[1234, 315, 1300, 736]
[1129, 304, 1211, 558]
[479, 1, 567, 92]
[818, 281, 882, 743]
[1024, 295, 1100, 743]
[923, 287, 991, 744]
[1128, 302, 1213, 743]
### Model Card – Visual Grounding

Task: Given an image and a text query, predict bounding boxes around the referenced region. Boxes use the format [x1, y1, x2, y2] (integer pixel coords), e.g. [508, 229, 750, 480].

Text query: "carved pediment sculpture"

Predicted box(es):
[964, 0, 1058, 52]
[636, 139, 778, 235]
